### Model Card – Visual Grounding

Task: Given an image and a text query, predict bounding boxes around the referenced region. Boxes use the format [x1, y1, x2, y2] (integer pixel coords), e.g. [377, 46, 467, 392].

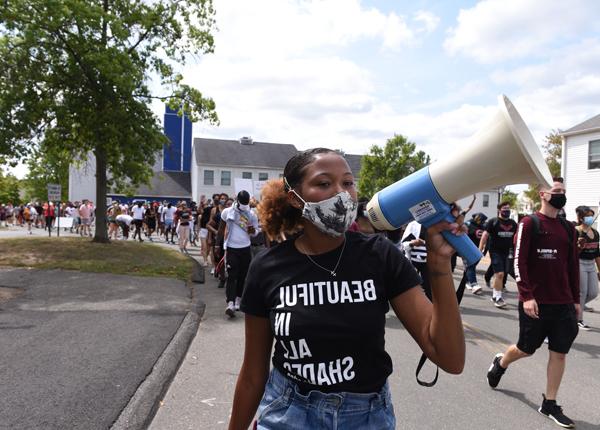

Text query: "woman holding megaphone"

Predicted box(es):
[228, 148, 465, 430]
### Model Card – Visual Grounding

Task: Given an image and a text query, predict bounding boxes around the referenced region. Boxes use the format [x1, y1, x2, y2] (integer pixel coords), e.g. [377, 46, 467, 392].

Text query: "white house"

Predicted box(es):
[560, 114, 600, 223]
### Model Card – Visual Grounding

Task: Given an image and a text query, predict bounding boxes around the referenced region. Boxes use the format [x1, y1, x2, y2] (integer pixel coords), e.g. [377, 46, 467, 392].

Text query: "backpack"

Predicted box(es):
[23, 207, 31, 220]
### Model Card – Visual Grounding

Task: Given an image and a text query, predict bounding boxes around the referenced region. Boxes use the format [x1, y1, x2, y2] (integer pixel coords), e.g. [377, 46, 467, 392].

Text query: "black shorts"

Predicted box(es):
[517, 302, 578, 355]
[490, 252, 510, 274]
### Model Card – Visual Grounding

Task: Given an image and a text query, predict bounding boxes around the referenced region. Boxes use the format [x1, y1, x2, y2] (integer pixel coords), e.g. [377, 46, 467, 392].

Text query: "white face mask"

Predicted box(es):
[238, 203, 250, 212]
[291, 190, 358, 237]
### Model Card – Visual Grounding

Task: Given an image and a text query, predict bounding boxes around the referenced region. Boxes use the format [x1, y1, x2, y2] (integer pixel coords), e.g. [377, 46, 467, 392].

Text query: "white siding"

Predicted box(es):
[191, 142, 198, 202]
[563, 131, 600, 221]
[195, 165, 283, 200]
[456, 190, 500, 220]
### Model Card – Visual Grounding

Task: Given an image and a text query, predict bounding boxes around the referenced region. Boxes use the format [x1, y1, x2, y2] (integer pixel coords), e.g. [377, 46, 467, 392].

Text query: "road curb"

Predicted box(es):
[111, 272, 206, 430]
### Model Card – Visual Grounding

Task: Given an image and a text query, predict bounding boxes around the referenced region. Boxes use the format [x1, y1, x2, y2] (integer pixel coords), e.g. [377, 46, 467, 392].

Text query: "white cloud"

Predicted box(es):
[444, 0, 600, 63]
[183, 1, 442, 155]
[491, 38, 600, 89]
[414, 10, 440, 34]
[210, 0, 434, 58]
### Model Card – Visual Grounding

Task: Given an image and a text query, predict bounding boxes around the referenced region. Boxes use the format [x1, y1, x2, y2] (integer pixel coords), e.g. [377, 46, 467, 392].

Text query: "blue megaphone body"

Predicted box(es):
[367, 167, 482, 266]
[366, 95, 553, 267]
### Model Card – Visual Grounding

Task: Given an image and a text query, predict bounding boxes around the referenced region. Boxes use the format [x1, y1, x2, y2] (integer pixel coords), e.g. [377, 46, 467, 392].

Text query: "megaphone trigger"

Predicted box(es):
[440, 210, 481, 265]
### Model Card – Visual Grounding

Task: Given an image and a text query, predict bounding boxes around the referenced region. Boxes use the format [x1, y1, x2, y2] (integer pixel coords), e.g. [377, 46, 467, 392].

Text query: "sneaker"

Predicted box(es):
[538, 395, 575, 428]
[210, 268, 215, 276]
[234, 297, 241, 311]
[225, 302, 235, 318]
[577, 321, 591, 331]
[486, 353, 506, 388]
[584, 305, 594, 312]
[465, 284, 473, 291]
[492, 297, 507, 308]
[471, 285, 483, 295]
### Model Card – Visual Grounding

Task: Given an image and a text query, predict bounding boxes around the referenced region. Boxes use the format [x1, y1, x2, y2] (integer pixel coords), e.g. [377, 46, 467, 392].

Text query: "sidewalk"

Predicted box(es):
[149, 265, 242, 430]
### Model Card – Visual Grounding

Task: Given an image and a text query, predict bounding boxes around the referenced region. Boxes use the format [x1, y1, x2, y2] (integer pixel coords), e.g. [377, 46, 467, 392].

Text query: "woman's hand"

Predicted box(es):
[425, 204, 467, 260]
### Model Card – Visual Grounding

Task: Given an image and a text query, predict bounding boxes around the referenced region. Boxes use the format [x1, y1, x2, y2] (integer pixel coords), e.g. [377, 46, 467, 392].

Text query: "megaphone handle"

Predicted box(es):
[439, 222, 482, 267]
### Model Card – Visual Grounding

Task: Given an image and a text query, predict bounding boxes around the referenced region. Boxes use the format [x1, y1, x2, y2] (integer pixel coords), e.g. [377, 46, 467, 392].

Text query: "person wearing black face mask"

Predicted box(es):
[217, 190, 259, 317]
[487, 177, 580, 428]
[479, 201, 518, 308]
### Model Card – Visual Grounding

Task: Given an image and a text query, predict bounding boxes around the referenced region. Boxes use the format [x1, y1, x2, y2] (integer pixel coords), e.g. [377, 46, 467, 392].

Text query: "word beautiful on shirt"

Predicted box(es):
[274, 279, 377, 387]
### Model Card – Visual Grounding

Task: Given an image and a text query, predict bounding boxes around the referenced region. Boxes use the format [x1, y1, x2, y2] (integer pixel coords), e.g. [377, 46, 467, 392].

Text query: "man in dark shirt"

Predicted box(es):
[486, 178, 580, 428]
[479, 201, 518, 308]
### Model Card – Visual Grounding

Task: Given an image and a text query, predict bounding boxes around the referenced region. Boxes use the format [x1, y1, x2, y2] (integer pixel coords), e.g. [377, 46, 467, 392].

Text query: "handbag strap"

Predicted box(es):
[416, 271, 468, 387]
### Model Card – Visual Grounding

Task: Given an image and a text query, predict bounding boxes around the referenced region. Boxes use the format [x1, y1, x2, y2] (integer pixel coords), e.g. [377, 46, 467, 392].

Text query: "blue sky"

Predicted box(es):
[168, 0, 600, 172]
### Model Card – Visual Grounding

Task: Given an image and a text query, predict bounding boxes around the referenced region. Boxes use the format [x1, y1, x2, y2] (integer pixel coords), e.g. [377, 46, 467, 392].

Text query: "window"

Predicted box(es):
[242, 172, 252, 179]
[483, 194, 490, 207]
[221, 170, 231, 186]
[589, 140, 600, 169]
[203, 170, 214, 185]
[259, 172, 268, 181]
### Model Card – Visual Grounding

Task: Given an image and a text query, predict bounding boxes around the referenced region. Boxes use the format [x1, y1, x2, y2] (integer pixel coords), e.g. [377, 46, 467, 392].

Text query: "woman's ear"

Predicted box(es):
[287, 191, 303, 210]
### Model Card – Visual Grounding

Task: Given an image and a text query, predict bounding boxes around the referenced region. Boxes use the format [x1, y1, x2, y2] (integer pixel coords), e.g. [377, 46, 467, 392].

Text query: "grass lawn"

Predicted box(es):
[0, 237, 192, 281]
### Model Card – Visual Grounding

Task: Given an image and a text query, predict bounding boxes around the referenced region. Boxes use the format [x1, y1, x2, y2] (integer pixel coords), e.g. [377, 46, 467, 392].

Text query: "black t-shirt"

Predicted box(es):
[578, 228, 600, 260]
[178, 210, 190, 226]
[241, 231, 421, 394]
[486, 217, 518, 254]
[467, 222, 485, 247]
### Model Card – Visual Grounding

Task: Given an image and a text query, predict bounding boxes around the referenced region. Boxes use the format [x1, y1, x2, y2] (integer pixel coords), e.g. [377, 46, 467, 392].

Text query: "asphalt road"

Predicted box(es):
[0, 267, 190, 430]
[151, 271, 600, 430]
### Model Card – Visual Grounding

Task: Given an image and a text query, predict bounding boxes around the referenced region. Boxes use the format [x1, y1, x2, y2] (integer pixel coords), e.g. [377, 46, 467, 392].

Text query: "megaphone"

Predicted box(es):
[366, 95, 553, 266]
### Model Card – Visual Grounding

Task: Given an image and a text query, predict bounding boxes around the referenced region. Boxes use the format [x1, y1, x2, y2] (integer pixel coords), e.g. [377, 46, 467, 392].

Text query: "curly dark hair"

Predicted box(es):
[258, 148, 339, 239]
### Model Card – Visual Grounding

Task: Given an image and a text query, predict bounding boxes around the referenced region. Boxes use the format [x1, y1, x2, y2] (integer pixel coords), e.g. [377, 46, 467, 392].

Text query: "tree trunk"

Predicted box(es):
[93, 146, 110, 243]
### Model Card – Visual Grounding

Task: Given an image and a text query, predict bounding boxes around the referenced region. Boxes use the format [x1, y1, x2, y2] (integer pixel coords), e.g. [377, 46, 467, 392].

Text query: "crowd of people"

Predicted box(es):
[1, 153, 598, 429]
[0, 200, 96, 236]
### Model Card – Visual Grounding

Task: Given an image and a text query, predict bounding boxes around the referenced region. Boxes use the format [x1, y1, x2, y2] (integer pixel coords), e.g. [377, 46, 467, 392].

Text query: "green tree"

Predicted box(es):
[0, 169, 21, 205]
[0, 0, 219, 242]
[21, 143, 70, 202]
[523, 131, 562, 211]
[358, 134, 430, 198]
[499, 189, 518, 208]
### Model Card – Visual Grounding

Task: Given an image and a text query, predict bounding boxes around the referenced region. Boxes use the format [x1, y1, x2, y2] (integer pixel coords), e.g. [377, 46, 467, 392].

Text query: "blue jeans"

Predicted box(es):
[257, 368, 395, 429]
[465, 261, 478, 285]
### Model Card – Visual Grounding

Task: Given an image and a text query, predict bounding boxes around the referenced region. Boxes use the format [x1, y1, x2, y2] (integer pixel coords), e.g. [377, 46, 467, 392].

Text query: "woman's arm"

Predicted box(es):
[229, 315, 274, 430]
[390, 218, 466, 375]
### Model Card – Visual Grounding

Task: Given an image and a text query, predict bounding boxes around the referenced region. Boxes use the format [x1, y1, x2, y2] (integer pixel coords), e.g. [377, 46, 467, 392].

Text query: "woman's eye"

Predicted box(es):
[344, 181, 355, 187]
[318, 182, 330, 187]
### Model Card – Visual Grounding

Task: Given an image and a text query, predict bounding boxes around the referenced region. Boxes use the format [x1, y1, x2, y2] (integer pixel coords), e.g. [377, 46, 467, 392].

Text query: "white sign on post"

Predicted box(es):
[47, 184, 61, 201]
[253, 180, 267, 200]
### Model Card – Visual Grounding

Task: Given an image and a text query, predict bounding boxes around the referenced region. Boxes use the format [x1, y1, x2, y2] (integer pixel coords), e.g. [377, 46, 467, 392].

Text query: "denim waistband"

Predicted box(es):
[266, 368, 391, 412]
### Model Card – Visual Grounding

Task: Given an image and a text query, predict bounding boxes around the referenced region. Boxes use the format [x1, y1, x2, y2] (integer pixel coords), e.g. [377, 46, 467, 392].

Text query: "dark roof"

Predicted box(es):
[561, 113, 600, 135]
[344, 153, 363, 178]
[130, 171, 191, 197]
[194, 138, 298, 169]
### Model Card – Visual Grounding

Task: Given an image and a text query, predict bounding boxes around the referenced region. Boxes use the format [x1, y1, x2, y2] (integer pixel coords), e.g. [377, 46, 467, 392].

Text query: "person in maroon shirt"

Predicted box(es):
[486, 178, 580, 429]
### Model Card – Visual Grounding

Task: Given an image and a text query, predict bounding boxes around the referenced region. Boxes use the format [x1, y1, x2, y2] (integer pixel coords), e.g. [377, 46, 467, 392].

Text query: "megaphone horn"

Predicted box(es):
[367, 95, 553, 266]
